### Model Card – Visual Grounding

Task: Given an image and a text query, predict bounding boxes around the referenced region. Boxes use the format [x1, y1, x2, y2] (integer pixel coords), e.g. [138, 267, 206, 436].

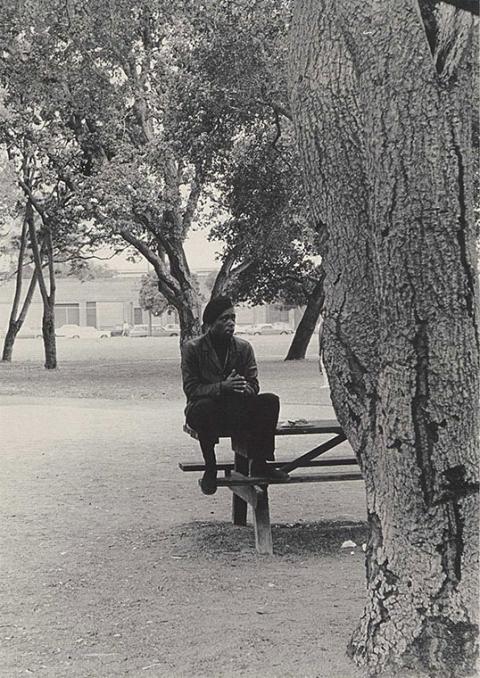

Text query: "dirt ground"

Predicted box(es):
[1, 341, 370, 678]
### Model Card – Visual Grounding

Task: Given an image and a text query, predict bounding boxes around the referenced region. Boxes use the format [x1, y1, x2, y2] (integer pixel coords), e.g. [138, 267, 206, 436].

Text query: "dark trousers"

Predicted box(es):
[186, 393, 280, 467]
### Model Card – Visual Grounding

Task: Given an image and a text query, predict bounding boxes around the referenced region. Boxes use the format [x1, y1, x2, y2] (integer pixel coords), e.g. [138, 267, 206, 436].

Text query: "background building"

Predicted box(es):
[0, 271, 297, 331]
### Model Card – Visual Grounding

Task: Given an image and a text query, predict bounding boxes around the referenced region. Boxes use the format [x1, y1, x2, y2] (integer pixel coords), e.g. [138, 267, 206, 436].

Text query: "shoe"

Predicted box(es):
[264, 466, 290, 481]
[250, 462, 289, 481]
[200, 468, 217, 495]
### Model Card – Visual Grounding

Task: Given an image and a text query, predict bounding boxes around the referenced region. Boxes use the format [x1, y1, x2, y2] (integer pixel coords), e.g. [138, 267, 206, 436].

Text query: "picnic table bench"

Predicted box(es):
[180, 418, 363, 555]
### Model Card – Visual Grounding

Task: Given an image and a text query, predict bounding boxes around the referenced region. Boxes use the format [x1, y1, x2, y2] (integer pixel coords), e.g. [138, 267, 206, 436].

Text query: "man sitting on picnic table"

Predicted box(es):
[181, 296, 289, 495]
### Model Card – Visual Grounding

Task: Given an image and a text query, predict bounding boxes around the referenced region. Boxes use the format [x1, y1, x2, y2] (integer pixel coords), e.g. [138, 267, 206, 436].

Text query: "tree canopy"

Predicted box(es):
[0, 0, 304, 342]
[210, 123, 323, 306]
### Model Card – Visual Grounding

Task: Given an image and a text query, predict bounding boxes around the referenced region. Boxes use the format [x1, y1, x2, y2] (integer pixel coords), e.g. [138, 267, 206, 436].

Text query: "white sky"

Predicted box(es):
[103, 228, 223, 273]
[184, 229, 222, 270]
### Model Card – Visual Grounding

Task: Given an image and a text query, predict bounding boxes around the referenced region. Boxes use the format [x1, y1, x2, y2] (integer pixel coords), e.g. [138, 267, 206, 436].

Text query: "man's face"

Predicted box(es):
[210, 307, 236, 339]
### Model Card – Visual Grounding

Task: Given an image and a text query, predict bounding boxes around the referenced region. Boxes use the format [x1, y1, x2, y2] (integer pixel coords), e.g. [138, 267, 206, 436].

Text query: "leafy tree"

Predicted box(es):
[0, 148, 18, 219]
[0, 19, 113, 366]
[0, 103, 58, 367]
[0, 96, 97, 367]
[1, 212, 40, 363]
[209, 121, 325, 358]
[1, 0, 315, 351]
[0, 1, 196, 343]
[138, 271, 172, 318]
[139, 269, 205, 320]
[66, 0, 296, 343]
[0, 151, 40, 363]
[290, 1, 479, 674]
[53, 260, 116, 281]
[184, 0, 325, 357]
[0, 0, 269, 344]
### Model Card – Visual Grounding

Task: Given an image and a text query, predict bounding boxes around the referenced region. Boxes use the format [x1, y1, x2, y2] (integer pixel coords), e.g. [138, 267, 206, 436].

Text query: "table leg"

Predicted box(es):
[232, 452, 248, 526]
[253, 487, 273, 555]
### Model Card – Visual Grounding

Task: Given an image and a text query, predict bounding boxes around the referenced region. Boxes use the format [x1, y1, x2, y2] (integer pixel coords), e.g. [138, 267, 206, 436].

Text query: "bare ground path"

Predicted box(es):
[1, 346, 368, 677]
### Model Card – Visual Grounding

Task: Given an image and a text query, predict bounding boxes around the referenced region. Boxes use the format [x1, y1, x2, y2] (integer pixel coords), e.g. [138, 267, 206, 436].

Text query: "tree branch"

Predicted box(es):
[257, 93, 293, 121]
[118, 228, 179, 298]
[19, 178, 57, 302]
[46, 228, 56, 300]
[26, 202, 49, 304]
[9, 215, 29, 323]
[211, 249, 237, 297]
[182, 176, 202, 235]
[230, 258, 256, 279]
[18, 179, 50, 228]
[162, 150, 184, 238]
[211, 248, 256, 298]
[131, 207, 192, 289]
[16, 269, 39, 326]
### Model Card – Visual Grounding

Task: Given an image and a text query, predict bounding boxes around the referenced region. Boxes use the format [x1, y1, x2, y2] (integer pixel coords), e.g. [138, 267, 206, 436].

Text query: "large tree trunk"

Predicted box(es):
[176, 286, 202, 344]
[285, 272, 325, 360]
[289, 1, 478, 676]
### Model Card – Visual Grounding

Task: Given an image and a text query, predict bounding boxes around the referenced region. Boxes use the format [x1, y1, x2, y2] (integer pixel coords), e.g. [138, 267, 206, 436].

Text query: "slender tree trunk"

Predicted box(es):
[2, 272, 38, 362]
[211, 252, 235, 298]
[2, 214, 37, 362]
[26, 202, 57, 369]
[289, 1, 478, 676]
[285, 272, 325, 360]
[210, 247, 254, 299]
[2, 327, 19, 363]
[42, 229, 56, 369]
[41, 302, 56, 369]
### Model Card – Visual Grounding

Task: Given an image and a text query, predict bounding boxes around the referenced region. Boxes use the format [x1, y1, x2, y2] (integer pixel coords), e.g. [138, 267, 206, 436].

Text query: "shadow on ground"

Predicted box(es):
[128, 520, 369, 560]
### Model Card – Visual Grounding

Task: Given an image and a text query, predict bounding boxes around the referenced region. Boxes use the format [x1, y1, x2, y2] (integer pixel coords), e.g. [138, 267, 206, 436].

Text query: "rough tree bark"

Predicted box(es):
[289, 1, 478, 676]
[285, 268, 325, 360]
[1, 215, 39, 362]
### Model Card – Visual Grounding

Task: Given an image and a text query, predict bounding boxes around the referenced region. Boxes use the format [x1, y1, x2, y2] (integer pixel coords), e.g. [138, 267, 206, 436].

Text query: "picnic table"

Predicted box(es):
[180, 418, 363, 555]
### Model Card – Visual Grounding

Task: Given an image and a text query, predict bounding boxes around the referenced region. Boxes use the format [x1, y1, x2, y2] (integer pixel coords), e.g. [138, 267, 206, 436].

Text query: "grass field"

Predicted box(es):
[0, 335, 326, 408]
[2, 332, 319, 364]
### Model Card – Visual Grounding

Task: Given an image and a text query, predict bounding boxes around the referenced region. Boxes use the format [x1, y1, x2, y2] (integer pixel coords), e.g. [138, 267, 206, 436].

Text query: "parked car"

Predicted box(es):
[162, 323, 180, 336]
[129, 324, 179, 337]
[235, 324, 255, 335]
[249, 323, 294, 335]
[110, 324, 131, 337]
[272, 322, 295, 334]
[0, 325, 43, 339]
[55, 324, 111, 339]
[129, 324, 149, 337]
[16, 325, 43, 339]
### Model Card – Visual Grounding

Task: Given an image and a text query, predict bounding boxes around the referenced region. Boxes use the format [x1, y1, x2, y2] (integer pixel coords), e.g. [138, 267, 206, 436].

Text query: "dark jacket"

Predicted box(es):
[181, 333, 260, 413]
